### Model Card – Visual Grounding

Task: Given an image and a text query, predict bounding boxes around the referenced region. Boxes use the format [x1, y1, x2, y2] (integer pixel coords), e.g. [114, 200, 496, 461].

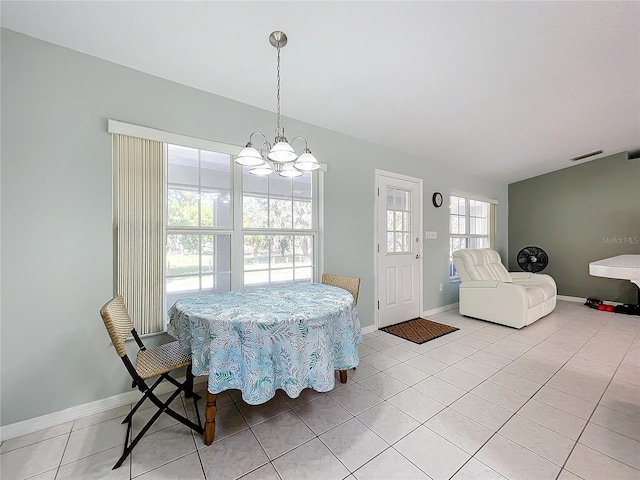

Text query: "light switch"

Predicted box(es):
[425, 231, 437, 239]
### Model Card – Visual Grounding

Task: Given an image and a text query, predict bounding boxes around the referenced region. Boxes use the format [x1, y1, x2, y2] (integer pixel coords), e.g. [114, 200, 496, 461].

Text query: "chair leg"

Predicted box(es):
[122, 376, 164, 424]
[145, 380, 204, 434]
[113, 401, 166, 469]
[184, 364, 194, 398]
[112, 379, 203, 469]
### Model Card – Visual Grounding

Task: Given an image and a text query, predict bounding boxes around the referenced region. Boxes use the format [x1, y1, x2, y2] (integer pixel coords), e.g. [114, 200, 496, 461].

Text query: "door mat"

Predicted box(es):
[381, 318, 459, 345]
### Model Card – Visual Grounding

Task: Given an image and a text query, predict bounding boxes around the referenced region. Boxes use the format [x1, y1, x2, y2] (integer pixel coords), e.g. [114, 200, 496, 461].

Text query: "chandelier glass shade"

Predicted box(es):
[236, 31, 320, 177]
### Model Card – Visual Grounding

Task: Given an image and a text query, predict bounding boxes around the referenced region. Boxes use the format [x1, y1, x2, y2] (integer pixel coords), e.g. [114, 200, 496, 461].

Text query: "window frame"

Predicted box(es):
[165, 144, 235, 299]
[108, 119, 325, 335]
[238, 165, 320, 289]
[448, 191, 497, 281]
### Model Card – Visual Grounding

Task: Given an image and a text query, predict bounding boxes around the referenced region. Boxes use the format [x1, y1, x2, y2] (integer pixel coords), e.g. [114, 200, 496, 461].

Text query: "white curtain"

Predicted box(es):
[114, 134, 165, 334]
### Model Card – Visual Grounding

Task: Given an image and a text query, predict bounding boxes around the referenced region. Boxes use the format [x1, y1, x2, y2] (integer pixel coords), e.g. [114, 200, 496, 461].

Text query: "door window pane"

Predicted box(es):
[386, 187, 412, 254]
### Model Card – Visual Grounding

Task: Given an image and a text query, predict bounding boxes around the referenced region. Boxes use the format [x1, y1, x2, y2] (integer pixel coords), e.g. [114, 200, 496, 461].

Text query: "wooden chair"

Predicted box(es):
[321, 273, 361, 304]
[100, 296, 204, 469]
[321, 274, 361, 383]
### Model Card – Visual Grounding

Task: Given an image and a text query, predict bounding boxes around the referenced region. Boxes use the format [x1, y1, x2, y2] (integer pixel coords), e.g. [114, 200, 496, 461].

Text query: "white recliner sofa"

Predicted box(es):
[452, 248, 556, 329]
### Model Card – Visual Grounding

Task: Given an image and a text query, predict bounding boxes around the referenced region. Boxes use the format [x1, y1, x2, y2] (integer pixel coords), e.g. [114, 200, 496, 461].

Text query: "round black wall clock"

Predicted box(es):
[432, 192, 443, 208]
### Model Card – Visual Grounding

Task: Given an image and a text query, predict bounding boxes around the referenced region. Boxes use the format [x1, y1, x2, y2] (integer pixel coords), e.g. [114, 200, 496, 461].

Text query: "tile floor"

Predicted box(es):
[2, 300, 640, 479]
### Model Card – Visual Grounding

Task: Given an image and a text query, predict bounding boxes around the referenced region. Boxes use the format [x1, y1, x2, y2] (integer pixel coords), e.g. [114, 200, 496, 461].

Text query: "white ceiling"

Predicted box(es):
[2, 1, 639, 183]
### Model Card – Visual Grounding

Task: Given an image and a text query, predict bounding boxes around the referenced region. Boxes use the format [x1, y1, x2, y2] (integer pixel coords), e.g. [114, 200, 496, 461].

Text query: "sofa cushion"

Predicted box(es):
[453, 249, 512, 283]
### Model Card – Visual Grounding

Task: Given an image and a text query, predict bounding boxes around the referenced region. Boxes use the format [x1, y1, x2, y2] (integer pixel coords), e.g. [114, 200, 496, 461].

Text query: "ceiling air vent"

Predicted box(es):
[627, 149, 640, 160]
[570, 150, 603, 161]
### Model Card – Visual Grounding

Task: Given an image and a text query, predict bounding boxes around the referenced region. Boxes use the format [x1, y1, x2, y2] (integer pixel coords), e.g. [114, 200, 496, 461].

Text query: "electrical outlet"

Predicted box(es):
[439, 283, 443, 292]
[425, 231, 437, 239]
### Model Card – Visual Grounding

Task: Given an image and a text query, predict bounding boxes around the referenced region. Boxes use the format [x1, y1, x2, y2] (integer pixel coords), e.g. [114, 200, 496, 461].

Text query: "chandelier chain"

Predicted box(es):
[276, 44, 281, 134]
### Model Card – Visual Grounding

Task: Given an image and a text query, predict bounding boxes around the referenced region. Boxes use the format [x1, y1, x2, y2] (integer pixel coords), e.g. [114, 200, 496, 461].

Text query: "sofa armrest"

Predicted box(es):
[511, 273, 556, 288]
[459, 280, 501, 288]
[509, 272, 532, 280]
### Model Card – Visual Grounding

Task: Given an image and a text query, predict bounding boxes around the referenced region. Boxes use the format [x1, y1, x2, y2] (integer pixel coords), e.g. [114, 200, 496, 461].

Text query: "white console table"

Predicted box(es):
[589, 254, 640, 289]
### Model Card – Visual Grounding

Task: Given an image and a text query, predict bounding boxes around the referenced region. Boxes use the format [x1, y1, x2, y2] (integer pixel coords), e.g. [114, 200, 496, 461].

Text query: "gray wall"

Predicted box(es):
[509, 152, 640, 303]
[1, 29, 507, 426]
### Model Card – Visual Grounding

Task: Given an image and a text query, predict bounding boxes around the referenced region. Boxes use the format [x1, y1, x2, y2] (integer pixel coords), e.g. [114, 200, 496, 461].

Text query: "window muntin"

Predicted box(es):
[449, 194, 493, 278]
[242, 167, 316, 287]
[166, 233, 231, 293]
[167, 145, 231, 228]
[243, 234, 314, 286]
[386, 187, 412, 254]
[166, 145, 233, 305]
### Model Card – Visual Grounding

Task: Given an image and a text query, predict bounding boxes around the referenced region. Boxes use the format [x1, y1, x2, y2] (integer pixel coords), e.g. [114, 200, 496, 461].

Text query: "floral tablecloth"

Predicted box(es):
[168, 283, 362, 405]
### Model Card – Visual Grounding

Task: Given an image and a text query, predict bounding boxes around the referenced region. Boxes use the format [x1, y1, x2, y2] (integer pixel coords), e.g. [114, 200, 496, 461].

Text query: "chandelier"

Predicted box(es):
[236, 31, 320, 177]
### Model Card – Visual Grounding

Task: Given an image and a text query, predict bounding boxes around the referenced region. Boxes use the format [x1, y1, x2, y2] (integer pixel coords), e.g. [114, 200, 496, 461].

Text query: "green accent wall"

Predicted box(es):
[509, 153, 640, 303]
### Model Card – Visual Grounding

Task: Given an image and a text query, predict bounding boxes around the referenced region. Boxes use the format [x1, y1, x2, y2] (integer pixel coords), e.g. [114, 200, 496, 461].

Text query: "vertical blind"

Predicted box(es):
[114, 134, 165, 334]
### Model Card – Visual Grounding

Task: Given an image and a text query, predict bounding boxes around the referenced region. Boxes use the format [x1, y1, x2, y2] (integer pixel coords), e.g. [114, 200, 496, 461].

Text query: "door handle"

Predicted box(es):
[416, 254, 421, 260]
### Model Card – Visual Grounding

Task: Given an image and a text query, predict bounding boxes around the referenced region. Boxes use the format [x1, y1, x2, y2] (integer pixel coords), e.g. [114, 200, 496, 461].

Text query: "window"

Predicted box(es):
[449, 193, 496, 278]
[165, 144, 233, 310]
[242, 167, 317, 286]
[109, 120, 322, 334]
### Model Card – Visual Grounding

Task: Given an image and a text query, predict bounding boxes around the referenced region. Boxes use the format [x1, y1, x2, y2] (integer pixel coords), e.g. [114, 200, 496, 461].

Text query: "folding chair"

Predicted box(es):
[100, 295, 204, 469]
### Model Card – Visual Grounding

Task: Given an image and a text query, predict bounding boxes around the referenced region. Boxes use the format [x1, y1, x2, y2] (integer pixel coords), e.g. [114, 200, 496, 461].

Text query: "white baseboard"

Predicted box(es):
[0, 376, 207, 442]
[361, 324, 378, 335]
[363, 303, 460, 334]
[423, 302, 459, 317]
[557, 295, 586, 303]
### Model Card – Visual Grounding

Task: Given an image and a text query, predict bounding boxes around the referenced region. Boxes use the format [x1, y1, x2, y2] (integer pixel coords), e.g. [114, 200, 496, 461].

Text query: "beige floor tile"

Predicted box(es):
[252, 411, 315, 459]
[320, 418, 388, 472]
[357, 371, 410, 399]
[199, 429, 270, 480]
[472, 381, 529, 412]
[565, 443, 640, 480]
[294, 395, 353, 435]
[425, 407, 494, 455]
[328, 382, 383, 415]
[590, 404, 640, 441]
[578, 422, 640, 470]
[498, 414, 575, 466]
[383, 362, 431, 386]
[450, 394, 513, 431]
[476, 434, 561, 480]
[135, 451, 205, 479]
[395, 425, 470, 480]
[451, 458, 508, 480]
[518, 399, 587, 440]
[0, 422, 72, 454]
[238, 462, 281, 480]
[61, 417, 128, 465]
[0, 435, 68, 480]
[532, 386, 597, 420]
[353, 447, 430, 479]
[435, 366, 484, 391]
[130, 424, 197, 478]
[387, 387, 447, 423]
[357, 402, 420, 444]
[272, 438, 349, 480]
[56, 445, 129, 479]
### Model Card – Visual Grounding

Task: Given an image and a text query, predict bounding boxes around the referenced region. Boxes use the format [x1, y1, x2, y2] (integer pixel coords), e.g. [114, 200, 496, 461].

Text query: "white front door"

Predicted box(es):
[376, 171, 422, 328]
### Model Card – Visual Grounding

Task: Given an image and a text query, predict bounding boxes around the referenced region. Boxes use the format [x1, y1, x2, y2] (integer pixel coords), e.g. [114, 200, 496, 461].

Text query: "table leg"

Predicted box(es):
[184, 364, 194, 398]
[204, 392, 217, 445]
[339, 369, 347, 383]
